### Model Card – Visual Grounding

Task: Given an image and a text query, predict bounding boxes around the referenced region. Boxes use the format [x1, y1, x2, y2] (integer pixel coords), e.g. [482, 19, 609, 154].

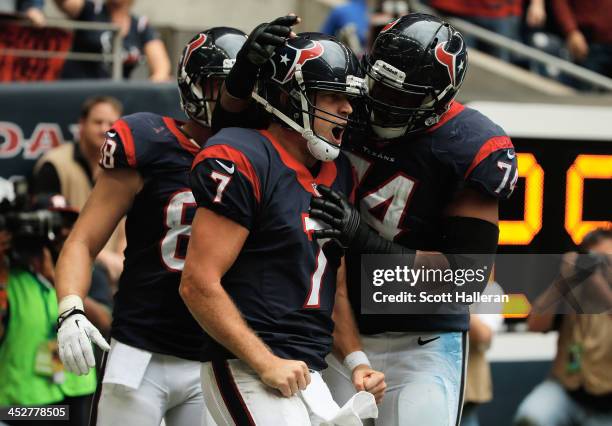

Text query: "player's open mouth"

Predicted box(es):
[331, 126, 344, 143]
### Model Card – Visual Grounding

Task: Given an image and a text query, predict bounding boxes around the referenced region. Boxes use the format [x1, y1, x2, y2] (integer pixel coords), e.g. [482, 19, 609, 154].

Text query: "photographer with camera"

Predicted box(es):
[0, 179, 100, 426]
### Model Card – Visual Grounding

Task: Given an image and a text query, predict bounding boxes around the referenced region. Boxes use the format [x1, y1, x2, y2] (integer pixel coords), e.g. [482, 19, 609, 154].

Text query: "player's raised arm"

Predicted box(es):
[212, 14, 300, 132]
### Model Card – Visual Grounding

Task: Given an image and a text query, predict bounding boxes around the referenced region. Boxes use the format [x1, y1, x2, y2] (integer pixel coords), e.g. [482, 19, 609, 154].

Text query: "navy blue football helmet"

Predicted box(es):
[253, 32, 367, 161]
[365, 14, 468, 138]
[178, 27, 247, 126]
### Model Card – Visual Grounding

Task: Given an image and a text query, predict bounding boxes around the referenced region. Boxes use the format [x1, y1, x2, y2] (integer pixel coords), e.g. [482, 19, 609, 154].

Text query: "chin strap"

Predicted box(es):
[251, 91, 306, 135]
[251, 83, 329, 150]
[294, 64, 315, 140]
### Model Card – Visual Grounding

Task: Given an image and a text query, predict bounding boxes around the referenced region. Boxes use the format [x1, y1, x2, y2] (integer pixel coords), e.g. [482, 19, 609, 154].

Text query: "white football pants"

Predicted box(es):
[95, 339, 214, 426]
[323, 332, 467, 426]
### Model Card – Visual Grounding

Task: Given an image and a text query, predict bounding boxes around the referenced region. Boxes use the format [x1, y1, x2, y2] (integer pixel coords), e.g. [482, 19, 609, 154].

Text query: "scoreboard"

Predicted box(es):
[470, 101, 612, 312]
[499, 139, 612, 252]
[468, 101, 612, 253]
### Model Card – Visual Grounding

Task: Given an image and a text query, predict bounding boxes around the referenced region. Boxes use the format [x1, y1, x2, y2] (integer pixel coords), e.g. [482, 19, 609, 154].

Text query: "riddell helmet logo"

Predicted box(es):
[271, 40, 325, 84]
[183, 33, 207, 67]
[434, 38, 466, 88]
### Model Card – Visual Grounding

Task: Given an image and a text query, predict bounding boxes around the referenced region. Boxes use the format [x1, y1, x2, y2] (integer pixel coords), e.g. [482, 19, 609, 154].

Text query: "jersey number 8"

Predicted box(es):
[161, 190, 196, 272]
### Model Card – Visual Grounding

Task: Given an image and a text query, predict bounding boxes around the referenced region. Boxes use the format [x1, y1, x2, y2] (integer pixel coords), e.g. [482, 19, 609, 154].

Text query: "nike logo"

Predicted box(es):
[417, 336, 440, 346]
[507, 150, 516, 160]
[75, 319, 81, 329]
[216, 160, 235, 174]
[107, 131, 117, 138]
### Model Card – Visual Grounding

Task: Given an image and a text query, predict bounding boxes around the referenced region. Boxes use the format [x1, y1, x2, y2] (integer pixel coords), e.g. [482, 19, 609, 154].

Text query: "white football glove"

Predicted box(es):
[57, 295, 110, 375]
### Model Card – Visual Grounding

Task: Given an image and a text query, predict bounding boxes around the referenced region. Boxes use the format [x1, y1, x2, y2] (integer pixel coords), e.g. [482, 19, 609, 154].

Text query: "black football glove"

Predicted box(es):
[309, 184, 361, 248]
[224, 15, 300, 99]
[309, 185, 415, 257]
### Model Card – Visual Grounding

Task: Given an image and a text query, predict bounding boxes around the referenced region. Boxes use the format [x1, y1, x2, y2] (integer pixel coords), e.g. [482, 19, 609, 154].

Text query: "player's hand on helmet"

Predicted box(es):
[258, 356, 311, 397]
[225, 14, 300, 99]
[57, 296, 110, 376]
[309, 184, 363, 249]
[352, 365, 386, 404]
[241, 14, 300, 66]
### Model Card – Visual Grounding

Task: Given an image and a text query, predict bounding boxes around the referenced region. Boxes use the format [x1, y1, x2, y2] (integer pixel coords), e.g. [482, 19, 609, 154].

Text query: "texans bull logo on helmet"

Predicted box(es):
[270, 40, 325, 84]
[182, 33, 207, 68]
[380, 18, 400, 33]
[434, 32, 467, 89]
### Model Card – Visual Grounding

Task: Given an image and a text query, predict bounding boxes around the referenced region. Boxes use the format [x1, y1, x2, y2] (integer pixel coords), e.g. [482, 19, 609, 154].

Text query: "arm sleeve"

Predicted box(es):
[99, 118, 143, 171]
[465, 138, 518, 200]
[211, 102, 270, 135]
[32, 163, 62, 194]
[190, 144, 262, 230]
[138, 16, 159, 45]
[17, 0, 44, 12]
[551, 0, 578, 35]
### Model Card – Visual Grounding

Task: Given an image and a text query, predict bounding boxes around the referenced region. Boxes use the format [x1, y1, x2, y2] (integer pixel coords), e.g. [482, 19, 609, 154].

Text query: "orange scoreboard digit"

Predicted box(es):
[498, 139, 611, 251]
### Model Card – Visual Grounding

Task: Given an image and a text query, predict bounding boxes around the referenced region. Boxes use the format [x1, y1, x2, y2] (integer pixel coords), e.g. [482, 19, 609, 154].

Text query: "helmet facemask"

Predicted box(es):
[179, 58, 235, 127]
[364, 58, 444, 139]
[253, 64, 367, 162]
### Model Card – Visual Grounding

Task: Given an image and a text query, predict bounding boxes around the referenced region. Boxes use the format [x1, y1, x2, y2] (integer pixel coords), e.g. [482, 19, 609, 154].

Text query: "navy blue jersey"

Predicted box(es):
[346, 102, 518, 333]
[100, 112, 208, 360]
[190, 128, 355, 370]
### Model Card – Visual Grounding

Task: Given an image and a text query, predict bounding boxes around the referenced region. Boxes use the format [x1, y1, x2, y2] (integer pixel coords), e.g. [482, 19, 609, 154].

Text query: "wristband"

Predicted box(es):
[57, 308, 86, 328]
[343, 351, 371, 372]
[59, 294, 84, 314]
[58, 294, 85, 328]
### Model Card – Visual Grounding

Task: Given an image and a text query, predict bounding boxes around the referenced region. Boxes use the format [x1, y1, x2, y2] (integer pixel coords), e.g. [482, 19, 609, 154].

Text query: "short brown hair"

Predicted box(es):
[80, 96, 123, 120]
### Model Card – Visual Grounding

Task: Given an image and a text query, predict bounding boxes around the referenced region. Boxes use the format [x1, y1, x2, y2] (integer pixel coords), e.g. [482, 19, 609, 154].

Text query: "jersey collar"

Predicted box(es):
[163, 117, 203, 156]
[258, 129, 337, 195]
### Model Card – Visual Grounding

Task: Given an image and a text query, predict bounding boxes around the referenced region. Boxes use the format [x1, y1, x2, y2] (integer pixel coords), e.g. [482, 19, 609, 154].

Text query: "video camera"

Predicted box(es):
[1, 178, 77, 262]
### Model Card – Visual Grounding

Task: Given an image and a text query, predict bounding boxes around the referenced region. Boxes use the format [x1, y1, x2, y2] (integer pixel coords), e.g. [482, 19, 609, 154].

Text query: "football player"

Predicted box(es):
[309, 14, 519, 426]
[53, 27, 255, 426]
[180, 33, 385, 425]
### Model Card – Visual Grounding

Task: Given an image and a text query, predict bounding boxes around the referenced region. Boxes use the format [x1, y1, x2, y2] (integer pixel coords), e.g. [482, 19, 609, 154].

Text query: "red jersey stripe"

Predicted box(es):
[193, 144, 262, 204]
[464, 135, 513, 178]
[113, 119, 136, 167]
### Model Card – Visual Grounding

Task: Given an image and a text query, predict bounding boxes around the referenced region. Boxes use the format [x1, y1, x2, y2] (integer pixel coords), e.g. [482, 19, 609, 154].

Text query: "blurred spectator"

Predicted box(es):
[429, 0, 545, 62]
[0, 0, 46, 27]
[514, 228, 612, 426]
[54, 0, 171, 80]
[462, 281, 505, 426]
[0, 193, 98, 426]
[33, 96, 125, 286]
[551, 0, 612, 84]
[525, 0, 547, 29]
[321, 0, 369, 56]
[0, 1, 73, 82]
[369, 0, 409, 43]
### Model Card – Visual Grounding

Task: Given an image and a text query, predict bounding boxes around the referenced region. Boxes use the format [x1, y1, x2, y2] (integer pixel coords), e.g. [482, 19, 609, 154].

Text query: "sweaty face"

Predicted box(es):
[311, 91, 353, 147]
[80, 102, 121, 156]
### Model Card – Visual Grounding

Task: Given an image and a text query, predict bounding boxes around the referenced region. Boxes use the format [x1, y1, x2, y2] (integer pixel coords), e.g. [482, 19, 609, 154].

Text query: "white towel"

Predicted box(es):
[300, 372, 378, 426]
[102, 339, 152, 389]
